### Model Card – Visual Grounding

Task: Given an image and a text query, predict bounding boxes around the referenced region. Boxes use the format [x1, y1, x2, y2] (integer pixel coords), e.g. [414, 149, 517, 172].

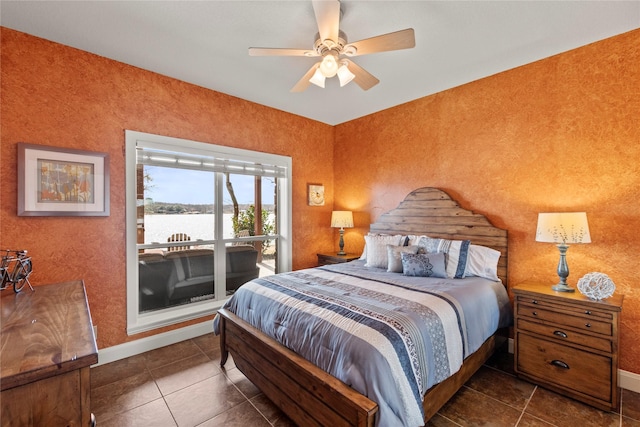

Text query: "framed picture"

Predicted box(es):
[18, 143, 110, 216]
[308, 183, 325, 206]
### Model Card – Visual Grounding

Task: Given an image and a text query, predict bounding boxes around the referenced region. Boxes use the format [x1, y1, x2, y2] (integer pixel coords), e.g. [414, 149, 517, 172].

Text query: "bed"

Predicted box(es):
[214, 187, 510, 426]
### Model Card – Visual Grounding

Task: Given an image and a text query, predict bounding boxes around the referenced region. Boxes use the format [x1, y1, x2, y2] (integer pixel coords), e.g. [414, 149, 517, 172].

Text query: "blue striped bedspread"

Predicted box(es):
[213, 260, 512, 427]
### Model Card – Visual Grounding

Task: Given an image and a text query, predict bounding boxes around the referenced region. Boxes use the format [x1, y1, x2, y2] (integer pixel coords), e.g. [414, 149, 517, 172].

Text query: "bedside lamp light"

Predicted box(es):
[331, 211, 354, 255]
[536, 212, 591, 292]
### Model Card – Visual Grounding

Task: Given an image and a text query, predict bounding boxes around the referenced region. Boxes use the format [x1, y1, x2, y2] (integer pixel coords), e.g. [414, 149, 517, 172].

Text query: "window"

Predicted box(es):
[125, 131, 292, 334]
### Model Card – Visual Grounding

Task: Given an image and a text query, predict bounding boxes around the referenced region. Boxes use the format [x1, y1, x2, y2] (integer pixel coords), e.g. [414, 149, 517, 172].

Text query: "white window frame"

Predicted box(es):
[125, 130, 292, 335]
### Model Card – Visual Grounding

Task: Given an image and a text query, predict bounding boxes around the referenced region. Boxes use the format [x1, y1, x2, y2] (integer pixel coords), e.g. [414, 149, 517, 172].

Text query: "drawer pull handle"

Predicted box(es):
[553, 330, 568, 338]
[550, 360, 570, 370]
[585, 310, 592, 315]
[585, 323, 591, 328]
[532, 311, 538, 316]
[532, 300, 538, 304]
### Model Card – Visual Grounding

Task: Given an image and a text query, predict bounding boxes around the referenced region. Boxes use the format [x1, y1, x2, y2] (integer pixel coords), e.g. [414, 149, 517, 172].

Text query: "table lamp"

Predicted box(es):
[331, 211, 354, 255]
[536, 212, 591, 292]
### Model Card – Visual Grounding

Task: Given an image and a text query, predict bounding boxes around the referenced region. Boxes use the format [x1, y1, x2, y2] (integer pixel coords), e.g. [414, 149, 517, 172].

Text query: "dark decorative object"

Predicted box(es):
[0, 249, 34, 293]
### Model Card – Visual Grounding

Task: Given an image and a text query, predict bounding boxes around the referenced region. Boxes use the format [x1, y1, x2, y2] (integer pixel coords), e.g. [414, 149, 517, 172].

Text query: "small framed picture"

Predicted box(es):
[308, 184, 325, 206]
[18, 143, 110, 216]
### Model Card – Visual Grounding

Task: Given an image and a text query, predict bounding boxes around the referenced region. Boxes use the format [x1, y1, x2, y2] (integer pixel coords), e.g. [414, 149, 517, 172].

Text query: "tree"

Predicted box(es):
[225, 172, 239, 225]
[233, 205, 275, 254]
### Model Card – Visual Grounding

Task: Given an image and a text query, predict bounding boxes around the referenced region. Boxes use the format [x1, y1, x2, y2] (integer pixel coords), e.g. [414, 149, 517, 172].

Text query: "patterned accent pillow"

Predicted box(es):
[364, 234, 404, 268]
[407, 235, 428, 247]
[359, 233, 405, 260]
[417, 237, 471, 279]
[417, 236, 443, 254]
[386, 245, 419, 273]
[401, 252, 447, 278]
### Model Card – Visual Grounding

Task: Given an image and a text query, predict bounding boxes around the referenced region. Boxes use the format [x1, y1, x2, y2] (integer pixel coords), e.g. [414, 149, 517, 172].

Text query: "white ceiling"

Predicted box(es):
[1, 1, 639, 125]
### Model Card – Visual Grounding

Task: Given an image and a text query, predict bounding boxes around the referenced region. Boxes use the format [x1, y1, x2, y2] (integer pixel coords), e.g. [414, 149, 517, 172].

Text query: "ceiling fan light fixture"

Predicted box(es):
[337, 61, 355, 87]
[252, 1, 415, 92]
[309, 67, 326, 88]
[319, 53, 338, 77]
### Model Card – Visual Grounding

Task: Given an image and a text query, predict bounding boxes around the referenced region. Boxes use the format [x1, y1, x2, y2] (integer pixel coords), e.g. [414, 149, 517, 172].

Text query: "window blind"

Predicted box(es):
[136, 145, 287, 178]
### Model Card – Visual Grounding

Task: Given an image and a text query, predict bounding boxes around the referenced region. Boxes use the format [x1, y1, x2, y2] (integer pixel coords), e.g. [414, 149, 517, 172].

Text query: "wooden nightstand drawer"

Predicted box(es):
[517, 302, 612, 336]
[517, 333, 612, 402]
[517, 318, 612, 353]
[516, 295, 614, 321]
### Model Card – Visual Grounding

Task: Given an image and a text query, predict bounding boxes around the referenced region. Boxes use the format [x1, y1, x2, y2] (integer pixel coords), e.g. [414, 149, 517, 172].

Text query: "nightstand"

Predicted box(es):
[317, 253, 359, 266]
[513, 280, 623, 411]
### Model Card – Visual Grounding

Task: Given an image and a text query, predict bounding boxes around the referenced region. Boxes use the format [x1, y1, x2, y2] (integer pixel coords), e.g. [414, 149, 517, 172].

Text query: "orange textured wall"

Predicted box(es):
[0, 28, 335, 348]
[334, 29, 640, 374]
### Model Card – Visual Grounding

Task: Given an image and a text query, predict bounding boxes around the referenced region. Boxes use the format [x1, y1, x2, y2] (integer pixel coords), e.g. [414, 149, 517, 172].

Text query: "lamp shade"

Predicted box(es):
[331, 211, 354, 228]
[309, 67, 326, 88]
[337, 62, 355, 87]
[536, 212, 591, 244]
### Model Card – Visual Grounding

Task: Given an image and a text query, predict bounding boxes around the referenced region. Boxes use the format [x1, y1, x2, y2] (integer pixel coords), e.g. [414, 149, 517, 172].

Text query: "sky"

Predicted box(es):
[145, 166, 275, 205]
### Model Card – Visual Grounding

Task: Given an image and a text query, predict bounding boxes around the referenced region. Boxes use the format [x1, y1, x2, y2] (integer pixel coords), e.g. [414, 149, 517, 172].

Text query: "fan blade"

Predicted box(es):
[291, 63, 320, 93]
[249, 47, 317, 57]
[312, 0, 340, 44]
[346, 60, 379, 91]
[344, 28, 415, 56]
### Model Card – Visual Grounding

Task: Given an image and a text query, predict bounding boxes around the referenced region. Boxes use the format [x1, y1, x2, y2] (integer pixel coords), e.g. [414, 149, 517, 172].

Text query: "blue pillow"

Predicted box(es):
[401, 252, 447, 278]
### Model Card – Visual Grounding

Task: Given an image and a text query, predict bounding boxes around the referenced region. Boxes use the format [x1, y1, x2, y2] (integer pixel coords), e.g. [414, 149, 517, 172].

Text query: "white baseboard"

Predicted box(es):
[620, 369, 640, 393]
[94, 320, 213, 367]
[95, 328, 640, 394]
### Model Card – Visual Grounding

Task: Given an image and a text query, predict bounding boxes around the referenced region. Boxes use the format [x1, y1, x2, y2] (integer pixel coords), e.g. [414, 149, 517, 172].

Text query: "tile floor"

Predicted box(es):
[91, 334, 640, 427]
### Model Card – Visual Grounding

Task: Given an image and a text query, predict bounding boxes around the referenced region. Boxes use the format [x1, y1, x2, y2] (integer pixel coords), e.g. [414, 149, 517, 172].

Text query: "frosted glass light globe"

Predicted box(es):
[319, 54, 338, 77]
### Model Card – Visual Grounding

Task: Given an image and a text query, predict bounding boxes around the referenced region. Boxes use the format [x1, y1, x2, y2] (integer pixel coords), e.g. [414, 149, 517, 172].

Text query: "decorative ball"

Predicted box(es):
[577, 272, 615, 300]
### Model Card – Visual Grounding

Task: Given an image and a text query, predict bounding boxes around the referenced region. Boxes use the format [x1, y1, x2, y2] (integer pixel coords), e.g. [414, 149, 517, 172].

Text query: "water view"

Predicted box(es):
[142, 213, 233, 244]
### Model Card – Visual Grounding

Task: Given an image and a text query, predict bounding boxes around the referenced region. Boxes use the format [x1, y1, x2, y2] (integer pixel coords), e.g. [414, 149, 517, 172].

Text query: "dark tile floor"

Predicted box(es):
[91, 334, 640, 427]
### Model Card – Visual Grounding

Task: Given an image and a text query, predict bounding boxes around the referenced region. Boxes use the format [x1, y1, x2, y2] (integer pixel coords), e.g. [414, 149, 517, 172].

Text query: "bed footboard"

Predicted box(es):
[218, 308, 378, 427]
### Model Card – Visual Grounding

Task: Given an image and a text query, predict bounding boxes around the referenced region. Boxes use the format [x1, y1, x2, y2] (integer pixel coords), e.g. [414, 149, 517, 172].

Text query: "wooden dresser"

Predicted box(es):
[513, 281, 623, 411]
[1, 280, 98, 426]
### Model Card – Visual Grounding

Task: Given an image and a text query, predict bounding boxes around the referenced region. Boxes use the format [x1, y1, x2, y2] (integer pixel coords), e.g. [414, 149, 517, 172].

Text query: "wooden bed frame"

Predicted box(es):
[218, 187, 508, 426]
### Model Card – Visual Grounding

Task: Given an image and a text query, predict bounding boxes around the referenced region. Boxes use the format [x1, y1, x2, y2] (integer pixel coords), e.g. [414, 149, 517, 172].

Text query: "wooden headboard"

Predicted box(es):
[369, 187, 508, 287]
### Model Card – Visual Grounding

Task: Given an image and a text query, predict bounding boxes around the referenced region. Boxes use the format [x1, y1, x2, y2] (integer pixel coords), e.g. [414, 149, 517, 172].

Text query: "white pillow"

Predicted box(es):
[359, 243, 367, 260]
[464, 244, 501, 281]
[364, 234, 403, 268]
[386, 245, 419, 273]
[359, 232, 379, 260]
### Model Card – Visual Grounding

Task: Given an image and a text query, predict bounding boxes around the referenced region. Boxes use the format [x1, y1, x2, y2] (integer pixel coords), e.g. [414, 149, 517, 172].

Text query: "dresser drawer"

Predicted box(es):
[517, 318, 612, 353]
[517, 302, 612, 336]
[517, 333, 612, 402]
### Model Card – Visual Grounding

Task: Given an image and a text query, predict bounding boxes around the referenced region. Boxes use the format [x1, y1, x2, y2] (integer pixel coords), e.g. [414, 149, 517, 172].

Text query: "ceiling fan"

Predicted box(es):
[249, 0, 415, 92]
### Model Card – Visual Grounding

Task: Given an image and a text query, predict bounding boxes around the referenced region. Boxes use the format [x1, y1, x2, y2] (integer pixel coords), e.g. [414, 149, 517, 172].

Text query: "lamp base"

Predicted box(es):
[552, 283, 576, 293]
[337, 228, 346, 256]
